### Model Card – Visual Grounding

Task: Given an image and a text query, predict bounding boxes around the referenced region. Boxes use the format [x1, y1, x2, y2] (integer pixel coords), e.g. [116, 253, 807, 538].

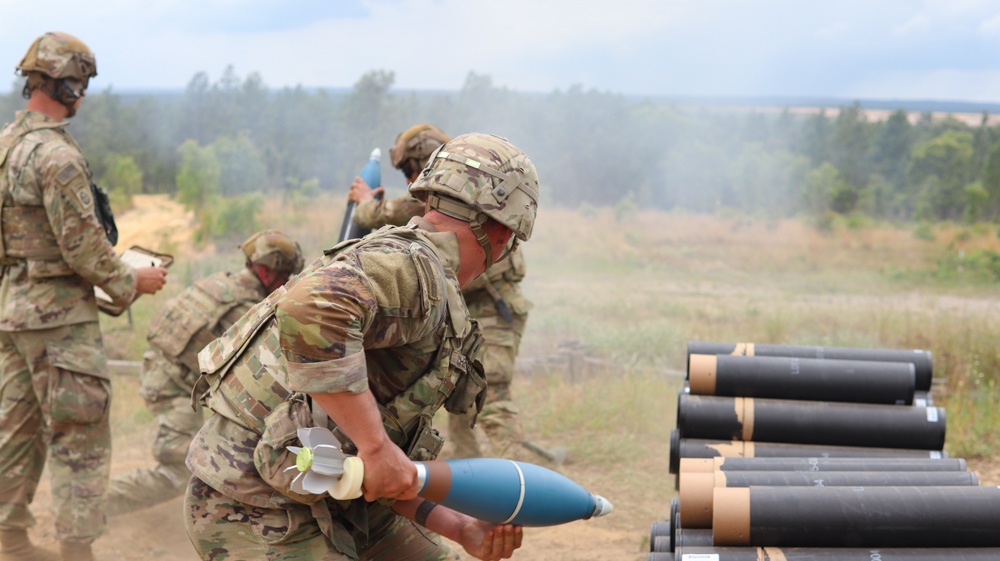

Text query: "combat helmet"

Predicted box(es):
[17, 32, 97, 105]
[390, 124, 451, 177]
[408, 133, 539, 265]
[241, 229, 305, 276]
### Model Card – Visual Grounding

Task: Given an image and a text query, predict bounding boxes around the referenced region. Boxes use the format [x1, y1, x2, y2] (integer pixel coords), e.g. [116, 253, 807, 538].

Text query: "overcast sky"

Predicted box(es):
[2, 0, 1000, 101]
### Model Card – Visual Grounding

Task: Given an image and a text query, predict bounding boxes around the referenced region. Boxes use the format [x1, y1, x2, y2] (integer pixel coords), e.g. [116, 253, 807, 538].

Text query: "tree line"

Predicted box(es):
[3, 67, 999, 240]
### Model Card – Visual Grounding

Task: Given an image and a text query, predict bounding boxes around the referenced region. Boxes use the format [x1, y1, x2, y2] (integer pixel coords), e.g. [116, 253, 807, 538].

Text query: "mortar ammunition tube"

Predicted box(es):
[652, 536, 671, 553]
[674, 528, 713, 549]
[677, 394, 946, 450]
[681, 457, 966, 473]
[669, 497, 679, 533]
[650, 520, 672, 552]
[688, 354, 915, 404]
[713, 486, 1000, 547]
[686, 342, 933, 391]
[674, 547, 1000, 561]
[680, 471, 978, 529]
[670, 431, 946, 474]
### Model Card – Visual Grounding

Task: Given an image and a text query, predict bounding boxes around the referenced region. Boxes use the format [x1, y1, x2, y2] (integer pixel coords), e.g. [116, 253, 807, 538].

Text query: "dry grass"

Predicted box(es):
[85, 199, 1000, 560]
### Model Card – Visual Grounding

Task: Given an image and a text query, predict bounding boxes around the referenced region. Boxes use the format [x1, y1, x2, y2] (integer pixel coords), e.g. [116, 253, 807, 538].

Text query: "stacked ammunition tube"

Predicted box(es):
[647, 341, 1000, 560]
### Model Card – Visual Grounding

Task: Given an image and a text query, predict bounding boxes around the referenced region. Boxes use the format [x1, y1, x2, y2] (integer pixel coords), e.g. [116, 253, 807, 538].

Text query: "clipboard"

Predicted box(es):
[96, 245, 174, 316]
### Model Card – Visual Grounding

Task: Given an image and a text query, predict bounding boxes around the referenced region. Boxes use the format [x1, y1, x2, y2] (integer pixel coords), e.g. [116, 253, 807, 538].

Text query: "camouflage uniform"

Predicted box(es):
[353, 124, 533, 460]
[359, 194, 530, 459]
[105, 268, 266, 515]
[185, 133, 539, 561]
[185, 219, 484, 560]
[354, 193, 424, 230]
[107, 229, 303, 516]
[446, 252, 530, 459]
[0, 107, 136, 545]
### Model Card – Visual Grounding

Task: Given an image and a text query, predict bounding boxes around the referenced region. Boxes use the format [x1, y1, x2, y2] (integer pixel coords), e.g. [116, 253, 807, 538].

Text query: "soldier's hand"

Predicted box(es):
[460, 521, 523, 561]
[358, 435, 418, 502]
[135, 266, 167, 295]
[348, 177, 383, 204]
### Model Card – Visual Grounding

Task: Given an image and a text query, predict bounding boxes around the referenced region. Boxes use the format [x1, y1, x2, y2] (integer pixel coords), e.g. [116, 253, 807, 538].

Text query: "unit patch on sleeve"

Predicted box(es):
[54, 162, 93, 211]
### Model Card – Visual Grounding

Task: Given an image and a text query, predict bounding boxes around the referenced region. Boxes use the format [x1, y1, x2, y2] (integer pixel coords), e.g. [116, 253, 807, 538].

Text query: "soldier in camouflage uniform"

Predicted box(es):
[184, 133, 539, 561]
[0, 32, 168, 561]
[106, 230, 304, 516]
[349, 124, 535, 461]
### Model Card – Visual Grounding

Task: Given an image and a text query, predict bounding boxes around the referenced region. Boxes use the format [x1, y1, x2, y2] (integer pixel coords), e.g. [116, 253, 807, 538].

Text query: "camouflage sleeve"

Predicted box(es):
[39, 144, 136, 305]
[353, 193, 425, 229]
[274, 243, 447, 395]
[274, 262, 376, 395]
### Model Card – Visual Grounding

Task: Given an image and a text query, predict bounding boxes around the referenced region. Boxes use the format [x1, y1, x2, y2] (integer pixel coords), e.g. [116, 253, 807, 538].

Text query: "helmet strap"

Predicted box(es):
[426, 193, 494, 268]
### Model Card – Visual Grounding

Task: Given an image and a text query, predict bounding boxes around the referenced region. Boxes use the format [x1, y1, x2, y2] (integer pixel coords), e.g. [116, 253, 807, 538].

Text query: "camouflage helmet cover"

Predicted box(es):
[408, 133, 539, 242]
[390, 124, 451, 169]
[17, 32, 97, 81]
[241, 229, 305, 275]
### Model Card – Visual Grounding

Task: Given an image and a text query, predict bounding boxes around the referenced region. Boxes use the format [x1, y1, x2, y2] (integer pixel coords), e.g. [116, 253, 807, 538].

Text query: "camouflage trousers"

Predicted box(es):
[0, 322, 111, 543]
[447, 315, 526, 459]
[184, 477, 459, 561]
[107, 346, 202, 516]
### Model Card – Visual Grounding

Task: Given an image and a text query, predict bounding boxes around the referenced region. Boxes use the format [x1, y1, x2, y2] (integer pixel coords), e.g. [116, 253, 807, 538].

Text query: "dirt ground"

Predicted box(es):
[24, 400, 659, 561]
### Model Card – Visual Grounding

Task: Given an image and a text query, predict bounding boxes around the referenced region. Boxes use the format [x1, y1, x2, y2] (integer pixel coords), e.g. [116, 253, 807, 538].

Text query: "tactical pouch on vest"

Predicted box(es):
[254, 395, 328, 505]
[443, 324, 487, 418]
[405, 415, 445, 462]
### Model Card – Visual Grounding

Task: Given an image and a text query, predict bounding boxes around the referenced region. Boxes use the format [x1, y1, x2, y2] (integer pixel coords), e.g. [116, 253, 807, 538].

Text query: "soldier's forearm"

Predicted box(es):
[309, 389, 387, 453]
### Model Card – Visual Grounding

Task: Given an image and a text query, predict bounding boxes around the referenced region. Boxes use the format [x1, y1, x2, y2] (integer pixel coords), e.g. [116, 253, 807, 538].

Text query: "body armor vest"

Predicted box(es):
[0, 119, 70, 267]
[198, 226, 485, 459]
[147, 270, 264, 372]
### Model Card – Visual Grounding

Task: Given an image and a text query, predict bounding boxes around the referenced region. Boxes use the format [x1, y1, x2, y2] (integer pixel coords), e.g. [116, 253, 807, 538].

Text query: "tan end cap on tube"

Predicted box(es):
[680, 458, 714, 473]
[679, 472, 715, 528]
[713, 487, 751, 545]
[689, 354, 718, 394]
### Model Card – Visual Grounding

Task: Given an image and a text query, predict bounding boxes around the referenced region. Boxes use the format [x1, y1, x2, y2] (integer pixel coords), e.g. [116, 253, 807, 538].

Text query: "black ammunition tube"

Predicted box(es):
[688, 354, 915, 404]
[686, 341, 933, 391]
[674, 547, 1000, 561]
[669, 497, 679, 532]
[713, 486, 1000, 547]
[670, 431, 946, 474]
[677, 394, 946, 450]
[679, 471, 978, 529]
[681, 456, 966, 473]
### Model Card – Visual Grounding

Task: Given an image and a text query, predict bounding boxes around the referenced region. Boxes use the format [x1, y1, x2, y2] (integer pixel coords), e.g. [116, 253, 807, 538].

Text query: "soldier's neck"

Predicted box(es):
[423, 211, 487, 288]
[25, 91, 69, 120]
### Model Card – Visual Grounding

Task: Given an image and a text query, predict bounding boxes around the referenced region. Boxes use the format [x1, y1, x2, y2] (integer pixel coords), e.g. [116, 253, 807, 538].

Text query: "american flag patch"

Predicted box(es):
[55, 162, 80, 186]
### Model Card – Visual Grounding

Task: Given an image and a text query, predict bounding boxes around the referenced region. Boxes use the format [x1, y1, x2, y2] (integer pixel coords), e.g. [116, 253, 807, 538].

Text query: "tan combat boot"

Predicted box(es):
[60, 540, 95, 561]
[0, 529, 61, 561]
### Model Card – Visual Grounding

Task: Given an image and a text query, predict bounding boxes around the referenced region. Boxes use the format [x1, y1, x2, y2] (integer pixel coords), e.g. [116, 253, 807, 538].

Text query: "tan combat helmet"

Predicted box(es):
[408, 133, 540, 266]
[390, 124, 451, 177]
[17, 32, 97, 105]
[241, 229, 305, 275]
